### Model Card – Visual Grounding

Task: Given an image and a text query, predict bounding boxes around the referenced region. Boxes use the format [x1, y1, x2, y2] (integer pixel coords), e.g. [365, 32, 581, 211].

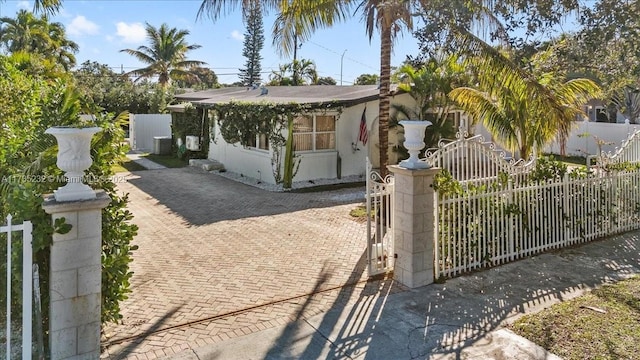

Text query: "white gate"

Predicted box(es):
[590, 129, 640, 170]
[424, 131, 535, 185]
[365, 158, 394, 276]
[2, 214, 33, 360]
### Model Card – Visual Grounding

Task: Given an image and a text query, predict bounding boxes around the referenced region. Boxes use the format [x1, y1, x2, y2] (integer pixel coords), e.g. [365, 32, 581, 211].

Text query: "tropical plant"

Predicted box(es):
[120, 23, 207, 88]
[198, 0, 412, 175]
[413, 0, 580, 58]
[73, 61, 176, 113]
[0, 55, 138, 352]
[392, 55, 469, 148]
[0, 9, 78, 70]
[317, 76, 337, 85]
[449, 38, 601, 159]
[174, 66, 219, 90]
[354, 73, 379, 85]
[267, 58, 318, 85]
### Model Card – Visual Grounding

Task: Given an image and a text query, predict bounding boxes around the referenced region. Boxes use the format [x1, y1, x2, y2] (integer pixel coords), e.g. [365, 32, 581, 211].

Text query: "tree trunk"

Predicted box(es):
[378, 23, 391, 178]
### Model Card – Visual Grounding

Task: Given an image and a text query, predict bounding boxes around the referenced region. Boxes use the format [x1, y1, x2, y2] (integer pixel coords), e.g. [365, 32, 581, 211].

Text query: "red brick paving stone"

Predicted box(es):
[101, 168, 407, 358]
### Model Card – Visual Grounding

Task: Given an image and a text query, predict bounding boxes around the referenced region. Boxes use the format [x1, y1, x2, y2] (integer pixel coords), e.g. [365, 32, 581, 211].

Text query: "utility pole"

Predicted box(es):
[340, 49, 347, 86]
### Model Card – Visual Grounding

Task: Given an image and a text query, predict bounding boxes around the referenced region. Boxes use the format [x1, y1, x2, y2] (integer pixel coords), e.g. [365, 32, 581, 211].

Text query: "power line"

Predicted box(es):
[306, 40, 378, 71]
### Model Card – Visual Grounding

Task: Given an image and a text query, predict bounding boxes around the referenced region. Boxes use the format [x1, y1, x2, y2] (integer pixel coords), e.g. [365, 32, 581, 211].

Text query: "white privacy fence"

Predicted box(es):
[542, 121, 640, 157]
[129, 113, 172, 151]
[1, 214, 33, 360]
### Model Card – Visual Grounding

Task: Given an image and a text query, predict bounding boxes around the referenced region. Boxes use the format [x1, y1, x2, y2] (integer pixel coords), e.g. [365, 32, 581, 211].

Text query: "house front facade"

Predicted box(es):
[171, 85, 415, 186]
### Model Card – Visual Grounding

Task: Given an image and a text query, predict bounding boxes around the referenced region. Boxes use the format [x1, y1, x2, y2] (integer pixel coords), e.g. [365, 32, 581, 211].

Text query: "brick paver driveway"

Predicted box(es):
[101, 167, 403, 359]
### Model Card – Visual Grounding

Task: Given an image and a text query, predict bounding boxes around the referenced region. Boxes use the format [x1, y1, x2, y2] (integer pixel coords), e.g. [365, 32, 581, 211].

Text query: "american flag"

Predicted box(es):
[358, 108, 368, 145]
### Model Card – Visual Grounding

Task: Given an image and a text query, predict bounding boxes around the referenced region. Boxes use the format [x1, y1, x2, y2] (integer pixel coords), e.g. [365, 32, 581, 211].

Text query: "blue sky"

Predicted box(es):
[2, 0, 421, 84]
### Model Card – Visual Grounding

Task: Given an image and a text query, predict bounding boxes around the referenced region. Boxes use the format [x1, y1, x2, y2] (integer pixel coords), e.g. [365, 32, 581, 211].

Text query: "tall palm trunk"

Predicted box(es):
[378, 23, 392, 177]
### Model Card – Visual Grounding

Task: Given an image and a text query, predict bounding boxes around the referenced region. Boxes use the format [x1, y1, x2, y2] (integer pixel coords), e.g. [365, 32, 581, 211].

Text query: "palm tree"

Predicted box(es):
[120, 23, 206, 88]
[449, 37, 600, 159]
[46, 20, 78, 70]
[267, 58, 319, 85]
[199, 0, 411, 175]
[0, 9, 78, 70]
[393, 55, 469, 147]
[272, 0, 412, 176]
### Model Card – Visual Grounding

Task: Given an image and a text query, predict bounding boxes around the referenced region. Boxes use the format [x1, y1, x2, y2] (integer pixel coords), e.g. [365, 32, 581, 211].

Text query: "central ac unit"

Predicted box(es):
[186, 136, 201, 151]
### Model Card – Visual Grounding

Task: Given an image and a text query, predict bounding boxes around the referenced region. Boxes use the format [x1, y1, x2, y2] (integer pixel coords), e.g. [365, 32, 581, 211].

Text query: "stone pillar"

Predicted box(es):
[42, 190, 110, 360]
[388, 165, 439, 288]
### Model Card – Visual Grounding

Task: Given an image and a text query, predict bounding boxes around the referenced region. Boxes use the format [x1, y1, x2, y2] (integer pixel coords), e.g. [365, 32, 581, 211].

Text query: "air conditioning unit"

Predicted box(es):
[186, 136, 201, 151]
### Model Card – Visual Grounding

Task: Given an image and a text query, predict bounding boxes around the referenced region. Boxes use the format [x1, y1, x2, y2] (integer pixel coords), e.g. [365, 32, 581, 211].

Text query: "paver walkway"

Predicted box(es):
[100, 168, 406, 359]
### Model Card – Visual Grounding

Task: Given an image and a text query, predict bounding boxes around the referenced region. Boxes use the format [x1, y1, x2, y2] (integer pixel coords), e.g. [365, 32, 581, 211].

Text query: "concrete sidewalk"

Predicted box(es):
[171, 231, 639, 360]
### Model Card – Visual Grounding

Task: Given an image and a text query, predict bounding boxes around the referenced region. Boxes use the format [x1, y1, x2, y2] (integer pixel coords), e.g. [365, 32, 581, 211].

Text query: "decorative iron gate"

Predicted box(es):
[2, 214, 33, 360]
[589, 129, 640, 170]
[365, 158, 394, 276]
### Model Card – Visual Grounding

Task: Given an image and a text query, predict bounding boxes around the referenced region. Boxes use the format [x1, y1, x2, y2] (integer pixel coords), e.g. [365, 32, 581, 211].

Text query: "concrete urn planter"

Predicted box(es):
[399, 120, 432, 169]
[45, 126, 101, 202]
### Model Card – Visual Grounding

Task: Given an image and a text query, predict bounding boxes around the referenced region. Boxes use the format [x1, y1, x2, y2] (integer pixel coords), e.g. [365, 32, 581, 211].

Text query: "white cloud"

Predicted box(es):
[230, 30, 243, 41]
[115, 22, 146, 44]
[67, 15, 99, 36]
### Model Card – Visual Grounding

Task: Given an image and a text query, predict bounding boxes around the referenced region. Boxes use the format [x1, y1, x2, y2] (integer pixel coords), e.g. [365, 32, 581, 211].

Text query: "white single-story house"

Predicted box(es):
[170, 85, 418, 186]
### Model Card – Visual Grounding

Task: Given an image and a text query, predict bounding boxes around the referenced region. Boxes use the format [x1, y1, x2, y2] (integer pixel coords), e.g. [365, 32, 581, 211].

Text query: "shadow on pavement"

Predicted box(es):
[124, 168, 365, 226]
[265, 232, 640, 359]
[102, 305, 183, 357]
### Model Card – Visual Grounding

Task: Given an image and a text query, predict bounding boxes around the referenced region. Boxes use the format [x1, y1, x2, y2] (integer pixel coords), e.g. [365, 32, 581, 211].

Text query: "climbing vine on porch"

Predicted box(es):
[207, 100, 343, 188]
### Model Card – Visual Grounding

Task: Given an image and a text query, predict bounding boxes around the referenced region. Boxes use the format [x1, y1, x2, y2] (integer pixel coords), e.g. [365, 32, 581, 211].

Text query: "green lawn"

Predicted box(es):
[143, 154, 188, 168]
[113, 156, 146, 173]
[510, 275, 640, 360]
[544, 153, 588, 167]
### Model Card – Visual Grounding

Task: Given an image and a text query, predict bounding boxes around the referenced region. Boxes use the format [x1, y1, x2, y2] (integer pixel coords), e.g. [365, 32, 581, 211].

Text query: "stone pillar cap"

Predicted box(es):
[42, 190, 111, 214]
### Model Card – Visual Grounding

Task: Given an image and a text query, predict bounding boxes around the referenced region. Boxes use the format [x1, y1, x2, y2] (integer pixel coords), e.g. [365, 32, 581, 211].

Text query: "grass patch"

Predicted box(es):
[349, 204, 374, 223]
[113, 156, 146, 173]
[510, 275, 640, 360]
[143, 154, 188, 168]
[349, 204, 369, 218]
[544, 153, 588, 166]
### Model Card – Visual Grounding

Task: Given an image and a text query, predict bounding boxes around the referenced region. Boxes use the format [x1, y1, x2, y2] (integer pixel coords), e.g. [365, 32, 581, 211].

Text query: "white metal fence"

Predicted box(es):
[365, 158, 394, 276]
[1, 214, 33, 360]
[589, 129, 640, 170]
[436, 171, 640, 278]
[434, 129, 640, 279]
[423, 131, 535, 186]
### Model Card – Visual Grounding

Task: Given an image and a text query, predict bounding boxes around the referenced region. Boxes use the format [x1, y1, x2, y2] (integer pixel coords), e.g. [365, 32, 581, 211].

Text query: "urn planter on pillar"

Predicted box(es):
[399, 120, 432, 169]
[45, 126, 101, 202]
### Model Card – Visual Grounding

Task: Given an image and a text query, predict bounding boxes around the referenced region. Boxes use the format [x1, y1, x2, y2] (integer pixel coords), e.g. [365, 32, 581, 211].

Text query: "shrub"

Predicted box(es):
[0, 56, 138, 350]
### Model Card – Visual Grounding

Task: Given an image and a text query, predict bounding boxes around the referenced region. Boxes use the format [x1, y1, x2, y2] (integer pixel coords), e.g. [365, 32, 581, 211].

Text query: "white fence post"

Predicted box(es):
[2, 214, 33, 360]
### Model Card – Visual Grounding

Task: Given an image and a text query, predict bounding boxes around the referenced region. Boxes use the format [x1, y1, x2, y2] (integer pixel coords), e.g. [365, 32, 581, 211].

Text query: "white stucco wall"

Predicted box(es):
[207, 92, 416, 185]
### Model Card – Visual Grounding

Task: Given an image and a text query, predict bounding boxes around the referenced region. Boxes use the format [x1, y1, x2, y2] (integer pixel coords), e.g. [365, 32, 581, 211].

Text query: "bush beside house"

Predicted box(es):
[0, 55, 138, 351]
